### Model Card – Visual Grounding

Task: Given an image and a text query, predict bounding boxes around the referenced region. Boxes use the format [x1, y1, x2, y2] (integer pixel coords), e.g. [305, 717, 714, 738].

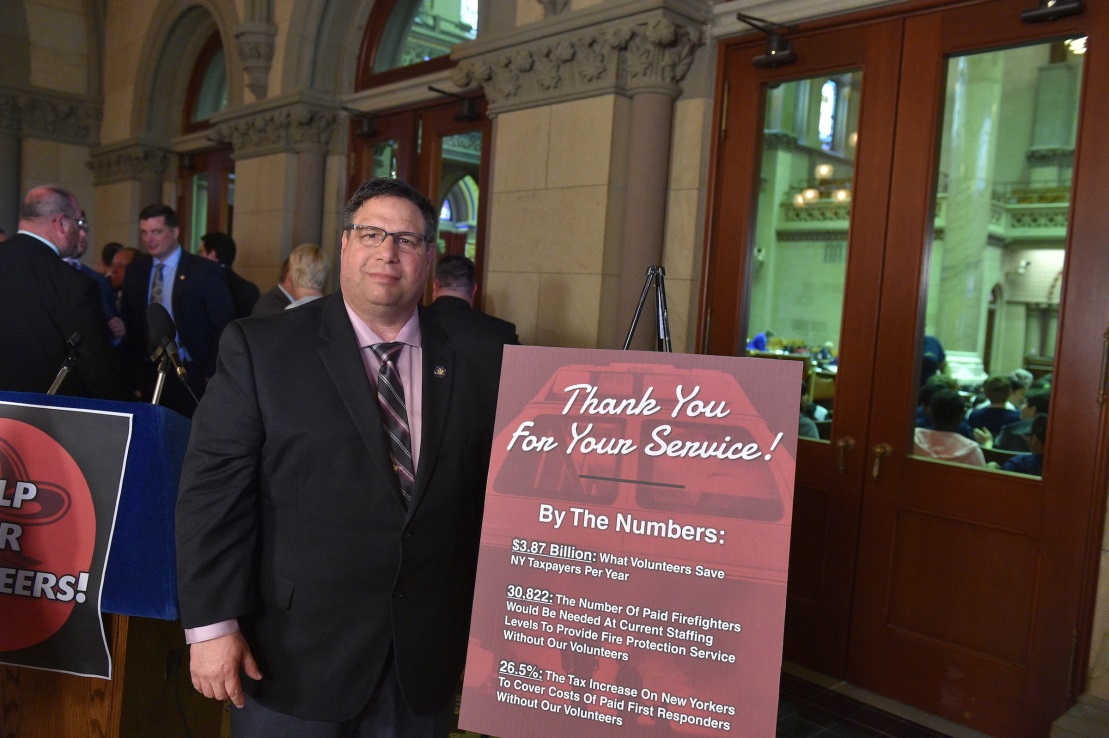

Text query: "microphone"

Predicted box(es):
[47, 333, 82, 395]
[146, 303, 188, 382]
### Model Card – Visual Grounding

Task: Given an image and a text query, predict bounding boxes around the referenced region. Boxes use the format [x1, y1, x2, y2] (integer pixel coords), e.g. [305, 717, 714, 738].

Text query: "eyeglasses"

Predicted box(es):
[60, 214, 89, 232]
[346, 224, 427, 254]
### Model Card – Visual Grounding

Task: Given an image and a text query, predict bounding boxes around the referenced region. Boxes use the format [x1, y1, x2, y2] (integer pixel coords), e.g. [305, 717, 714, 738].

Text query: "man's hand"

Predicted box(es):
[108, 316, 125, 339]
[189, 631, 262, 708]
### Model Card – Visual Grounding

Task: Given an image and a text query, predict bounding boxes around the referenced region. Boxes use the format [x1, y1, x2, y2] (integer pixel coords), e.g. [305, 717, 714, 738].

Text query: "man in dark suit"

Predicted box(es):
[425, 254, 519, 345]
[176, 178, 503, 736]
[0, 186, 121, 398]
[200, 231, 261, 319]
[119, 204, 233, 416]
[250, 257, 294, 316]
[64, 211, 125, 343]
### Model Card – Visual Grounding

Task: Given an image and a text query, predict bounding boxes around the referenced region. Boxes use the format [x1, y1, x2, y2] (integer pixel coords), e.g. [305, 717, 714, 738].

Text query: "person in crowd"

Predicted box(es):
[118, 204, 233, 416]
[914, 389, 985, 466]
[974, 367, 1032, 411]
[0, 186, 120, 398]
[799, 379, 820, 439]
[63, 211, 124, 342]
[109, 246, 140, 305]
[993, 388, 1050, 453]
[968, 375, 1021, 438]
[998, 413, 1047, 476]
[425, 253, 519, 345]
[176, 177, 504, 737]
[251, 257, 294, 316]
[916, 375, 973, 439]
[746, 329, 776, 352]
[283, 243, 329, 309]
[99, 240, 123, 276]
[0, 227, 7, 241]
[200, 231, 261, 319]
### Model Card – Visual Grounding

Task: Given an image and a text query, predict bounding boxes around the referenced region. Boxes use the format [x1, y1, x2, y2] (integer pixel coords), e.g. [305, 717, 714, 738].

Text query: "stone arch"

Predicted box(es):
[131, 0, 243, 142]
[282, 0, 373, 96]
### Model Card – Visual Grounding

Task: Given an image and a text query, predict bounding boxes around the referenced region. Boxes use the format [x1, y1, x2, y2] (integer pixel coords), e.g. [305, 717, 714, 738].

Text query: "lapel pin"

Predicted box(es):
[434, 365, 447, 379]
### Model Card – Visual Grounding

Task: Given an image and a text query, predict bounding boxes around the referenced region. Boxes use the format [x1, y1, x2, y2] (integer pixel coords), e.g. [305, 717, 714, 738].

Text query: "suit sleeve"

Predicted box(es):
[176, 321, 265, 627]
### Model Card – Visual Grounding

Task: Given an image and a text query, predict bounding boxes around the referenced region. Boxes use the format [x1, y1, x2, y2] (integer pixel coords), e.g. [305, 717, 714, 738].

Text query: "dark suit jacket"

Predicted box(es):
[251, 285, 292, 317]
[119, 248, 234, 394]
[176, 294, 502, 721]
[223, 266, 261, 319]
[425, 295, 520, 346]
[0, 233, 121, 398]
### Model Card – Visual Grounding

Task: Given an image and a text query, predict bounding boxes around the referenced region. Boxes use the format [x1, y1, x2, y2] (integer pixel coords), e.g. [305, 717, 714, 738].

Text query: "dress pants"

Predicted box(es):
[231, 653, 454, 738]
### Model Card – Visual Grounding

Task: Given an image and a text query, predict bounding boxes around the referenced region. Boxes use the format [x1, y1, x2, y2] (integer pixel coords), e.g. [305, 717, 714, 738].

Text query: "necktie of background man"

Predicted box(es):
[149, 262, 164, 306]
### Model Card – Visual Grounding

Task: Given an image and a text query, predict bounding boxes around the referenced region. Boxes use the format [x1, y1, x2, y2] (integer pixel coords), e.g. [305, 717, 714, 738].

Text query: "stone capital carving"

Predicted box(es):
[212, 98, 338, 158]
[235, 22, 278, 100]
[452, 12, 703, 114]
[0, 86, 100, 144]
[88, 140, 172, 185]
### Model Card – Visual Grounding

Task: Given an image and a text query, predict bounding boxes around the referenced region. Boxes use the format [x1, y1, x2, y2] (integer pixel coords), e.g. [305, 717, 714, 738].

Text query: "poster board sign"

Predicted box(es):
[0, 400, 130, 678]
[460, 346, 800, 737]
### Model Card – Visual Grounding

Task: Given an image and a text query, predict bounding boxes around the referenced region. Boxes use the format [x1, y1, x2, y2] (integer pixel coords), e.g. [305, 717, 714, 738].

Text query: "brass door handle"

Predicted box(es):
[872, 442, 893, 480]
[836, 436, 856, 474]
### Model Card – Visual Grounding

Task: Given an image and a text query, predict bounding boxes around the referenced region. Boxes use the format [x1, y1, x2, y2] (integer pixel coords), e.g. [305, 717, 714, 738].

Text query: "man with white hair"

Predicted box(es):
[284, 243, 330, 309]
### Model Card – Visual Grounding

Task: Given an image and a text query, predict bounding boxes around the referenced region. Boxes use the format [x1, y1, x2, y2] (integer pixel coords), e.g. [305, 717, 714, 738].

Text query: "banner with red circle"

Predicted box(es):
[0, 401, 130, 679]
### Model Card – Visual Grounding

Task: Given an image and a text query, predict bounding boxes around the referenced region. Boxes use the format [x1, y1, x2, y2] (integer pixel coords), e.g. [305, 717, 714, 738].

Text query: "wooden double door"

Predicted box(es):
[704, 1, 1109, 735]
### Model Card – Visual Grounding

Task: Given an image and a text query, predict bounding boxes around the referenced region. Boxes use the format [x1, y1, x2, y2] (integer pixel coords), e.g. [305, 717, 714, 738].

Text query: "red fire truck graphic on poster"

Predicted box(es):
[461, 347, 801, 738]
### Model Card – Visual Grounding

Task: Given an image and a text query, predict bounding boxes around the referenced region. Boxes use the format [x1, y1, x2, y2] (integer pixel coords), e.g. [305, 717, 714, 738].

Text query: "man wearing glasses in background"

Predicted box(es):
[177, 177, 503, 737]
[0, 185, 121, 398]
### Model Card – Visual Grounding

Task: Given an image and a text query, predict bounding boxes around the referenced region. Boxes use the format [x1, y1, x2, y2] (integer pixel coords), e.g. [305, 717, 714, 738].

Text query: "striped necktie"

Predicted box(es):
[371, 342, 414, 506]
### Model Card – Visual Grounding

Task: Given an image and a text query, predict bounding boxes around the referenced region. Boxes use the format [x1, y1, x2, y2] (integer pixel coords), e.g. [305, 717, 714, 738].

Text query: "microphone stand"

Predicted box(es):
[47, 333, 82, 395]
[150, 347, 169, 406]
[621, 266, 672, 352]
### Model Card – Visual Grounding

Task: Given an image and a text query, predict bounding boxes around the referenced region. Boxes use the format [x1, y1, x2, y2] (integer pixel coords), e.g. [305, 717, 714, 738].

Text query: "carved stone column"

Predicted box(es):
[213, 97, 338, 248]
[0, 93, 21, 233]
[235, 22, 278, 101]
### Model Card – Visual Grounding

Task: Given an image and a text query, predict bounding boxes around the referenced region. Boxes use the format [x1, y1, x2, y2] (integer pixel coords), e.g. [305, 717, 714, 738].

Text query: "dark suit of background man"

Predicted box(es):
[200, 231, 261, 319]
[119, 204, 233, 417]
[425, 253, 520, 346]
[251, 257, 294, 316]
[176, 177, 503, 737]
[0, 185, 120, 398]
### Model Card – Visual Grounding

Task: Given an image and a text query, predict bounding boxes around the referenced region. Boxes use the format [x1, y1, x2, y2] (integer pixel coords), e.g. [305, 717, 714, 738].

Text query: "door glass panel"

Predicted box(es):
[913, 39, 1085, 476]
[371, 140, 399, 179]
[437, 130, 481, 259]
[189, 171, 209, 253]
[373, 0, 478, 73]
[746, 71, 862, 443]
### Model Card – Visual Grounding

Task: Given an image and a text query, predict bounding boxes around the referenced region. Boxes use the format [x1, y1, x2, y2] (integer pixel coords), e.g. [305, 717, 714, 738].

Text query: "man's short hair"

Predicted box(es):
[101, 241, 124, 267]
[1009, 368, 1033, 391]
[288, 244, 329, 291]
[436, 254, 475, 290]
[139, 203, 179, 228]
[342, 177, 437, 244]
[201, 232, 237, 266]
[982, 375, 1011, 404]
[19, 185, 79, 221]
[930, 389, 967, 430]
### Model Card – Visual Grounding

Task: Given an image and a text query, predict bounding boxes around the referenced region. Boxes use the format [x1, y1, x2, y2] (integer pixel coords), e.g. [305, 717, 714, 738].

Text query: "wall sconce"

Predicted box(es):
[793, 193, 807, 208]
[802, 187, 820, 201]
[1021, 0, 1084, 23]
[832, 188, 851, 203]
[814, 163, 834, 181]
[736, 13, 799, 69]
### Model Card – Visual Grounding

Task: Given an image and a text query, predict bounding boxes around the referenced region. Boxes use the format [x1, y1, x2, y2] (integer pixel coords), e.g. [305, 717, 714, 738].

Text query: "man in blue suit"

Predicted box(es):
[119, 204, 233, 416]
